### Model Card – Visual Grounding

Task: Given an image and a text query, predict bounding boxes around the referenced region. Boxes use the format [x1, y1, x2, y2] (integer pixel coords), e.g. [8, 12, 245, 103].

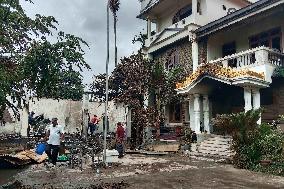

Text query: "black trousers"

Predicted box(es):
[45, 144, 59, 165]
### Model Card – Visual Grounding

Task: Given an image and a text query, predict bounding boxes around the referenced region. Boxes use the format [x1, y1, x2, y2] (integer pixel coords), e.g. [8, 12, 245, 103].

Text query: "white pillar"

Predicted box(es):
[244, 87, 252, 112]
[252, 88, 261, 124]
[203, 95, 210, 133]
[189, 95, 195, 131]
[20, 107, 29, 137]
[147, 18, 152, 40]
[194, 94, 201, 134]
[190, 33, 199, 72]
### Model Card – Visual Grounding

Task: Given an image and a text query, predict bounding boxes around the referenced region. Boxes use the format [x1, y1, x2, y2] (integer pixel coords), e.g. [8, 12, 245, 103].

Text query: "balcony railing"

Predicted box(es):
[209, 47, 284, 69]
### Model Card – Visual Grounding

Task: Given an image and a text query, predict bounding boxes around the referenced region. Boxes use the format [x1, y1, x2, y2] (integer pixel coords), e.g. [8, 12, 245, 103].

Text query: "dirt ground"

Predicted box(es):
[2, 154, 284, 189]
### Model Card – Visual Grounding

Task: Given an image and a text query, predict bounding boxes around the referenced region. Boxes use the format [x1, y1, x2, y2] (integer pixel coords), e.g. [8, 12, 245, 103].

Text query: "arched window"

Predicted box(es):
[172, 4, 192, 24]
[165, 50, 179, 71]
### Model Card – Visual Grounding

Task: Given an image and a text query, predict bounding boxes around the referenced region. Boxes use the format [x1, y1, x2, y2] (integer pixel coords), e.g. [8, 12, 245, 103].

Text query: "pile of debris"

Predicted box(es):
[0, 150, 47, 168]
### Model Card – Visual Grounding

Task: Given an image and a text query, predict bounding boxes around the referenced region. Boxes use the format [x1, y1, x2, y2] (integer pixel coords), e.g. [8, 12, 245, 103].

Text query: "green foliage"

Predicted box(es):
[273, 67, 284, 77]
[132, 32, 147, 48]
[212, 109, 261, 141]
[22, 32, 89, 101]
[216, 110, 284, 176]
[0, 0, 90, 118]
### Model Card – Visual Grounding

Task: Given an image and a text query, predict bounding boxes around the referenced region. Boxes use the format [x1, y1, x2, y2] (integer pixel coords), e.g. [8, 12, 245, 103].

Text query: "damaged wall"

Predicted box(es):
[0, 98, 129, 135]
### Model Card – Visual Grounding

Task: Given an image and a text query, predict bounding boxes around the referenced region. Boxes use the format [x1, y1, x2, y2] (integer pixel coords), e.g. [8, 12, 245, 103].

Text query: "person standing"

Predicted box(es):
[45, 118, 64, 166]
[116, 122, 125, 158]
[90, 115, 99, 135]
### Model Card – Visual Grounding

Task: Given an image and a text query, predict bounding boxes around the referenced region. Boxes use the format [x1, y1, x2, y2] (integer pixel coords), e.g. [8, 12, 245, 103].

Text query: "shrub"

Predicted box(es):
[214, 110, 284, 176]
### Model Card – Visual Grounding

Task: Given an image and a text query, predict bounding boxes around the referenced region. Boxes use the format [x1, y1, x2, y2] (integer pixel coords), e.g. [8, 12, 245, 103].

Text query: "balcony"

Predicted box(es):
[145, 16, 193, 48]
[208, 47, 284, 82]
[176, 47, 284, 91]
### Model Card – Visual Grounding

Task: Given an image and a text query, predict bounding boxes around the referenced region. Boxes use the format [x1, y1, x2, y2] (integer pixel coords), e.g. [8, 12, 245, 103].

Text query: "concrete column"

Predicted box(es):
[189, 95, 195, 131]
[20, 107, 29, 137]
[203, 95, 210, 133]
[147, 18, 152, 40]
[194, 94, 201, 134]
[190, 33, 199, 72]
[252, 88, 261, 124]
[244, 87, 252, 112]
[255, 48, 269, 64]
[192, 0, 198, 16]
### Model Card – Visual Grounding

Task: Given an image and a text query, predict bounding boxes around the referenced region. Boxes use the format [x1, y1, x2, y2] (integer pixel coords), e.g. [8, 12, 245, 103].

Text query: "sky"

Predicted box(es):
[21, 0, 145, 84]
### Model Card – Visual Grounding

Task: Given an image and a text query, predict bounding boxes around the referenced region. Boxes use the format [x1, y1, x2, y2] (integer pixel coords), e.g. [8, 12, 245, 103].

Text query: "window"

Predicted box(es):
[222, 42, 237, 67]
[249, 27, 282, 51]
[222, 42, 236, 57]
[172, 4, 192, 24]
[166, 50, 179, 71]
[169, 103, 181, 123]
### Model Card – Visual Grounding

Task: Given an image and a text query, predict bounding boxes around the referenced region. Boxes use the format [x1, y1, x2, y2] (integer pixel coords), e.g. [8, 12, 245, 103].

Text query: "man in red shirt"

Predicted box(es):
[116, 122, 124, 158]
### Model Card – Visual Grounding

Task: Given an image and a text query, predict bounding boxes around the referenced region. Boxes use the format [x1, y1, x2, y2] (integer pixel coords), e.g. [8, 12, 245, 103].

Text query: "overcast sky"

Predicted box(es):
[21, 0, 144, 84]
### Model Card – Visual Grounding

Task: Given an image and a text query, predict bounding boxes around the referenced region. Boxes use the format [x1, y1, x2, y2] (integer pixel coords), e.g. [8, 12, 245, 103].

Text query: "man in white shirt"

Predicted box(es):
[44, 118, 64, 165]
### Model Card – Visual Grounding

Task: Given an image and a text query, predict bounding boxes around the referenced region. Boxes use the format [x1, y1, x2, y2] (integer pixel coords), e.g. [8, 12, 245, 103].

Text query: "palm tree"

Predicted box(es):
[109, 0, 120, 67]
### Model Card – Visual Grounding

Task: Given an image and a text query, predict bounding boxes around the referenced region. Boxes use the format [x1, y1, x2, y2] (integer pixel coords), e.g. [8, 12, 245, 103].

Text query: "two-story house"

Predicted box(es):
[138, 0, 284, 134]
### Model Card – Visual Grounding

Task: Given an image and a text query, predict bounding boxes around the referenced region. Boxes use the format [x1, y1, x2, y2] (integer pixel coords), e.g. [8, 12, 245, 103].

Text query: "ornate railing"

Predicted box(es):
[209, 46, 284, 69]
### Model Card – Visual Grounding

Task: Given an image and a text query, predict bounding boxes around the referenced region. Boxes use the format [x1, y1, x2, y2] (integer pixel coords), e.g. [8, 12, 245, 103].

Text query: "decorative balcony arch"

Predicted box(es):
[172, 4, 192, 24]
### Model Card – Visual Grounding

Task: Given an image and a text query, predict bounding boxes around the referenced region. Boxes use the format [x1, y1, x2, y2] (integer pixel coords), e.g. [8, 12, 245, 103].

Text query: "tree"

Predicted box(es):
[22, 32, 90, 101]
[0, 0, 90, 118]
[109, 0, 120, 67]
[132, 32, 147, 48]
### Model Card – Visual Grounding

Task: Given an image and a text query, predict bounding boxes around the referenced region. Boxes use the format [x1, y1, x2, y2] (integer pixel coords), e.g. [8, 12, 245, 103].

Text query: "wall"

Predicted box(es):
[153, 39, 193, 125]
[87, 101, 128, 133]
[155, 0, 248, 32]
[157, 0, 192, 32]
[0, 98, 128, 135]
[153, 39, 193, 75]
[207, 12, 284, 61]
[262, 78, 284, 122]
[196, 0, 249, 26]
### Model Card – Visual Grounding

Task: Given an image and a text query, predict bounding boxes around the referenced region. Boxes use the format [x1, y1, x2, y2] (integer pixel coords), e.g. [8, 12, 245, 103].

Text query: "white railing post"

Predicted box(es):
[255, 47, 269, 65]
[222, 60, 228, 67]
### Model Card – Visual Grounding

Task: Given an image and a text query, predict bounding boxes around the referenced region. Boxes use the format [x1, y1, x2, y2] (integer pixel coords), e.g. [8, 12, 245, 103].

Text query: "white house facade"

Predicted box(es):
[138, 0, 284, 134]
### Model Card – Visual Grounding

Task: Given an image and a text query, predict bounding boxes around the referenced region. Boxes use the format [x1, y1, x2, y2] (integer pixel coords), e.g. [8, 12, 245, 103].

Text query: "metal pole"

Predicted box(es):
[103, 1, 110, 165]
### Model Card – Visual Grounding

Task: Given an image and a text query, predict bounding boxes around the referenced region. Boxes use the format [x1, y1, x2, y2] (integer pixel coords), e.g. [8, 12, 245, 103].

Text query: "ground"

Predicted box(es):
[2, 154, 284, 189]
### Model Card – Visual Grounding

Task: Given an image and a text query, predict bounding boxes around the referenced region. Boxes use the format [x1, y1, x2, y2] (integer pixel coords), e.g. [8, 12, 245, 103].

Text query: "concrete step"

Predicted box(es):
[202, 141, 231, 146]
[198, 147, 231, 152]
[195, 135, 234, 159]
[198, 147, 233, 153]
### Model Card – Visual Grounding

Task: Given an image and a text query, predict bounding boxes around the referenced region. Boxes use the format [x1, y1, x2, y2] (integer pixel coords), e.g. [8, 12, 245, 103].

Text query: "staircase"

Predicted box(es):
[190, 134, 234, 159]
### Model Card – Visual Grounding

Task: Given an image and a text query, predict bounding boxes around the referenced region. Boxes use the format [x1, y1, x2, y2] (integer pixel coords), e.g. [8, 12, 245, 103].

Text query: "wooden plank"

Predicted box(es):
[152, 144, 179, 152]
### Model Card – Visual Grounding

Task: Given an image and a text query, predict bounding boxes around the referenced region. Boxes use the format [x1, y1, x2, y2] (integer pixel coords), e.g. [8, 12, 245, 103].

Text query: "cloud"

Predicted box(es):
[21, 0, 144, 84]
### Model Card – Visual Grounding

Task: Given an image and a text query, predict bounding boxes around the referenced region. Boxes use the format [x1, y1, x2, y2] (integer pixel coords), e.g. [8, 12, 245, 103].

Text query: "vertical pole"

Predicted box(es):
[103, 1, 110, 165]
[147, 18, 151, 40]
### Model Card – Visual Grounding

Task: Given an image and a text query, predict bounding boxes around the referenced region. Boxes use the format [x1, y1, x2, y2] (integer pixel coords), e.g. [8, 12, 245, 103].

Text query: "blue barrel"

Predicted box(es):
[35, 143, 46, 155]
